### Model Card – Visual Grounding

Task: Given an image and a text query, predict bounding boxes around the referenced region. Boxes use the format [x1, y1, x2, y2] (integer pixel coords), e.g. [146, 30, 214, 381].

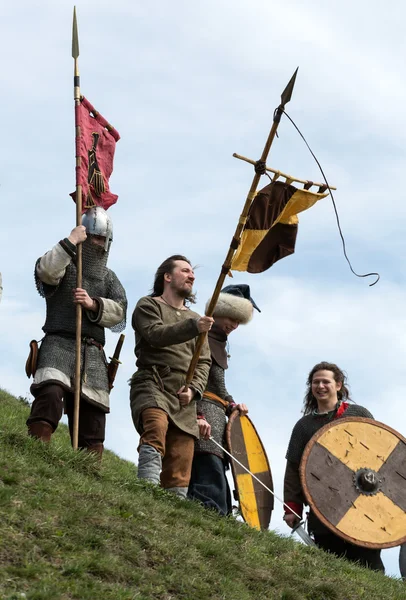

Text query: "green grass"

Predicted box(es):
[0, 388, 405, 600]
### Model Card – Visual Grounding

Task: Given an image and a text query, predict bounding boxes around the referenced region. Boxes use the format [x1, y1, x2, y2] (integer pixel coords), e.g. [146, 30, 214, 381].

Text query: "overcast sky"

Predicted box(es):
[1, 0, 405, 578]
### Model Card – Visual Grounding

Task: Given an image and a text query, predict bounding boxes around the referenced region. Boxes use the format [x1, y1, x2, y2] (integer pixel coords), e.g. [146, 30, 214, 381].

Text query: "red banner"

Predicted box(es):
[71, 96, 120, 212]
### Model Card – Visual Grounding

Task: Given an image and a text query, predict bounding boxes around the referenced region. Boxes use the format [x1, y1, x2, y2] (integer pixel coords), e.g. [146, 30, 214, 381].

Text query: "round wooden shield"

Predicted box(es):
[300, 417, 406, 549]
[226, 411, 274, 531]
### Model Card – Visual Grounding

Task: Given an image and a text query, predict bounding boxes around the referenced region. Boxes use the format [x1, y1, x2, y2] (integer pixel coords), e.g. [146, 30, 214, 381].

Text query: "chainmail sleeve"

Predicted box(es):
[285, 418, 311, 464]
[105, 270, 127, 333]
[35, 240, 76, 299]
[284, 460, 306, 506]
[344, 404, 374, 419]
[205, 363, 228, 399]
[286, 404, 375, 469]
[35, 258, 67, 299]
[35, 258, 55, 299]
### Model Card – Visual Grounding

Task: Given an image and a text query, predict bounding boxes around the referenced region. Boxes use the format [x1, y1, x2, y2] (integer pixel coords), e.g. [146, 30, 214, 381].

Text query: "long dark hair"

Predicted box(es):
[303, 361, 351, 415]
[151, 255, 196, 304]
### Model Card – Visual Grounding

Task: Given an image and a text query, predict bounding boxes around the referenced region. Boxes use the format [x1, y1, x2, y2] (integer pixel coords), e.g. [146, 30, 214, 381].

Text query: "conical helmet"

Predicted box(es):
[82, 206, 113, 252]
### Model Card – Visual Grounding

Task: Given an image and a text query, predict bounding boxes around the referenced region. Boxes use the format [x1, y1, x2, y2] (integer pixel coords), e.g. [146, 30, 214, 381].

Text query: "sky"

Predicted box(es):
[1, 0, 405, 579]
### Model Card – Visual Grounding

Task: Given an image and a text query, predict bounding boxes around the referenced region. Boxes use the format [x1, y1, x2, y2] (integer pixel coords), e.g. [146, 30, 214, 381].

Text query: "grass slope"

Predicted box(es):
[0, 390, 404, 600]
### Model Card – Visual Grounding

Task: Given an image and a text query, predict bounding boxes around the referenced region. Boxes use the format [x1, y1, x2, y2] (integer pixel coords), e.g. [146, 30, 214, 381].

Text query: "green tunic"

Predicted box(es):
[130, 296, 211, 438]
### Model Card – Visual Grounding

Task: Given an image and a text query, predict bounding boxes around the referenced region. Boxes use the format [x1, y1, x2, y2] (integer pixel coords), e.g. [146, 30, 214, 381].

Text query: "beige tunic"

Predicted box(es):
[130, 296, 211, 438]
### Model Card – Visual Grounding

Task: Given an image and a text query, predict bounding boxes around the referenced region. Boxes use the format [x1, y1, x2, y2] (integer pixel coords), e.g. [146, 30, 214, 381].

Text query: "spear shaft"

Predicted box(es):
[72, 6, 82, 450]
[185, 69, 298, 385]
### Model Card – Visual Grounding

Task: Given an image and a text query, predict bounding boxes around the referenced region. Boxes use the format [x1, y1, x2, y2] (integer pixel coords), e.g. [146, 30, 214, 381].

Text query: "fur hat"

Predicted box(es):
[206, 284, 260, 325]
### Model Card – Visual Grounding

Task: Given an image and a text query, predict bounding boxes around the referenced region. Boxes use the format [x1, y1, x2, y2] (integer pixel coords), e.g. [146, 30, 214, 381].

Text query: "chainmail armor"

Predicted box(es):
[286, 404, 374, 465]
[195, 362, 233, 459]
[36, 334, 109, 392]
[34, 239, 127, 401]
[35, 239, 126, 343]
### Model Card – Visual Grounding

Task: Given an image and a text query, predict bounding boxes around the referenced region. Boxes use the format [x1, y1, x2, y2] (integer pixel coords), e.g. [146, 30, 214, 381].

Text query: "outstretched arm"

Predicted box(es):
[133, 297, 201, 348]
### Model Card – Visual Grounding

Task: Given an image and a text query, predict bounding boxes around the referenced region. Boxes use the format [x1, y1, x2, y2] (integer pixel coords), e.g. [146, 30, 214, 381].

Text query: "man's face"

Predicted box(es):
[90, 234, 107, 248]
[165, 260, 195, 298]
[214, 316, 240, 336]
[311, 369, 342, 406]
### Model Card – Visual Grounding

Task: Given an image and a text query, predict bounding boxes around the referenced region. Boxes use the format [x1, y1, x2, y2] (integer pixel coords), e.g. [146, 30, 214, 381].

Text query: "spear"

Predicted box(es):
[72, 6, 82, 450]
[185, 69, 298, 385]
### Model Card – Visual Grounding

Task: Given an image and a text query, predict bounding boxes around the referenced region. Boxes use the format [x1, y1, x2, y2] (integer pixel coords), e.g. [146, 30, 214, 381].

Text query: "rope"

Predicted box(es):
[254, 160, 272, 182]
[278, 109, 380, 287]
[208, 436, 302, 521]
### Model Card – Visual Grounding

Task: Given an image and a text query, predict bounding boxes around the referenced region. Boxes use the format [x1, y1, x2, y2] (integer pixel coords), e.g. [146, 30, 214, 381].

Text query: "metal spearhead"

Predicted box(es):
[72, 6, 79, 59]
[280, 67, 298, 108]
[273, 67, 298, 124]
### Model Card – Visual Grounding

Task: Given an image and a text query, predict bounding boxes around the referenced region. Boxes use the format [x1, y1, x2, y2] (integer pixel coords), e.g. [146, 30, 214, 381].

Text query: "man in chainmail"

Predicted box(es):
[26, 206, 127, 458]
[283, 361, 384, 572]
[130, 255, 212, 499]
[188, 284, 260, 515]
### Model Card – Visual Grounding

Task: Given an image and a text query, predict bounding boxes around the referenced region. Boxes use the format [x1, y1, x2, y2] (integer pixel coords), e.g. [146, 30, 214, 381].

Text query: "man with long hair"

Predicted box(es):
[283, 361, 384, 571]
[130, 255, 213, 498]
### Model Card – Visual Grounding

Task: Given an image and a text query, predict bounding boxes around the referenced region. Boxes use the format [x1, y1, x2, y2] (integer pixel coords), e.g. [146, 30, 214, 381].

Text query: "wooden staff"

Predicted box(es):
[185, 68, 299, 385]
[72, 7, 82, 450]
[232, 153, 337, 190]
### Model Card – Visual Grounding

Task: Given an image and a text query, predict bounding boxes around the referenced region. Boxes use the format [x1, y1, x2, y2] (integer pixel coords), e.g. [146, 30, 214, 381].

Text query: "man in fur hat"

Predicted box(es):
[188, 284, 260, 515]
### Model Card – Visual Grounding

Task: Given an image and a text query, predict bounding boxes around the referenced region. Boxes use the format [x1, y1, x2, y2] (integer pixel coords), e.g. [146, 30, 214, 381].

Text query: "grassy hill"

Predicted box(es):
[0, 389, 405, 600]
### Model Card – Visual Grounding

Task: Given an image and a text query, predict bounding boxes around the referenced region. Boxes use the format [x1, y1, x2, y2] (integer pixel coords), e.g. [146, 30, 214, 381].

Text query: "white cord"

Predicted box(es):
[209, 436, 303, 521]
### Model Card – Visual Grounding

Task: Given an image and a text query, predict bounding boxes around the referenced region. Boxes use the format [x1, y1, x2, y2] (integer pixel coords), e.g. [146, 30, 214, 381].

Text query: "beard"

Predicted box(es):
[170, 280, 196, 303]
[178, 286, 193, 299]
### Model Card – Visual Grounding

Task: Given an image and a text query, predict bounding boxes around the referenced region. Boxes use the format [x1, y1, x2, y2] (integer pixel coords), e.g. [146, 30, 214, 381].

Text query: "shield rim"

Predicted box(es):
[300, 416, 406, 549]
[226, 410, 274, 530]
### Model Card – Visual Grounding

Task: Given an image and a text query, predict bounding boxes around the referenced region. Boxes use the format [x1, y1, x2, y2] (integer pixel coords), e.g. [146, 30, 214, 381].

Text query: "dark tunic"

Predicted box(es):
[188, 324, 234, 515]
[286, 403, 373, 465]
[284, 402, 384, 572]
[130, 296, 211, 438]
[284, 403, 373, 531]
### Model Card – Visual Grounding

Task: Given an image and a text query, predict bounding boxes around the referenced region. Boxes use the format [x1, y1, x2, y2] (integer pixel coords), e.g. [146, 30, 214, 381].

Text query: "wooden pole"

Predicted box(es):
[232, 153, 337, 190]
[185, 68, 299, 385]
[72, 6, 82, 450]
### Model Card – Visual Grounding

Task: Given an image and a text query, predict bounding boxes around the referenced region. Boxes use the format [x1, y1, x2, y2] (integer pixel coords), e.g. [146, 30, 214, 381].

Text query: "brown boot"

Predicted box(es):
[28, 420, 53, 442]
[86, 443, 104, 462]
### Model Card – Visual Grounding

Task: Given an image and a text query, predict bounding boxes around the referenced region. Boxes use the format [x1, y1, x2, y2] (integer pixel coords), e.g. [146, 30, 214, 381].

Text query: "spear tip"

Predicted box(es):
[280, 67, 298, 107]
[72, 6, 79, 59]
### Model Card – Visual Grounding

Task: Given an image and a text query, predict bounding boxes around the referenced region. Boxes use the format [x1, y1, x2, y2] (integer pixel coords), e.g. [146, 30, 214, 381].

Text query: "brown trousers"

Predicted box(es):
[139, 407, 194, 488]
[27, 383, 106, 448]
